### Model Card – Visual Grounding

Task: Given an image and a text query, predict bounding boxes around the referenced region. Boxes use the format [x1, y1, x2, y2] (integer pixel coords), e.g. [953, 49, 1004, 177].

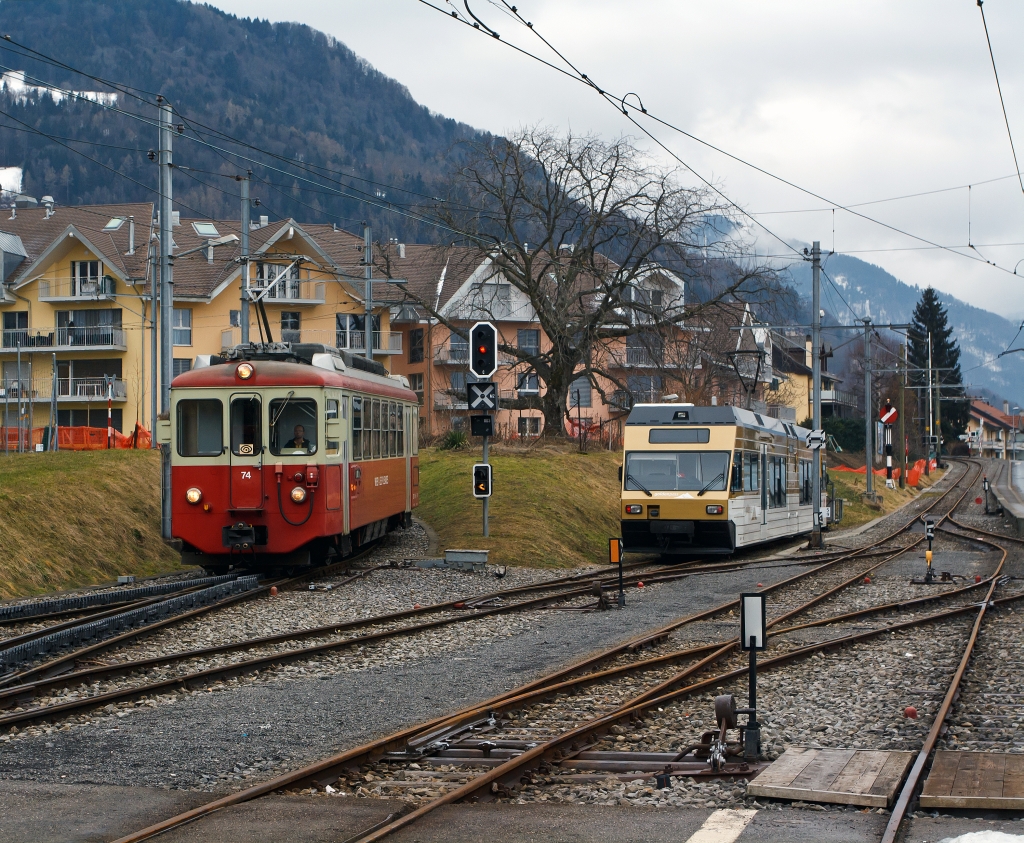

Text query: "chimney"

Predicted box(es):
[260, 215, 268, 228]
[41, 195, 54, 219]
[1004, 400, 1010, 416]
[397, 243, 406, 259]
[127, 216, 135, 255]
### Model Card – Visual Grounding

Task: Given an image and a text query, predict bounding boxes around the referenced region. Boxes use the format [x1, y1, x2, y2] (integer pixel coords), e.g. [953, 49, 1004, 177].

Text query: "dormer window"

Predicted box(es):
[72, 260, 100, 296]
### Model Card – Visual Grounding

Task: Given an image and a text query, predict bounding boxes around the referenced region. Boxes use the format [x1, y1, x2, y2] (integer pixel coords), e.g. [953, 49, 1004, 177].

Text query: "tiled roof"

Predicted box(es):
[0, 202, 154, 285]
[970, 399, 1019, 429]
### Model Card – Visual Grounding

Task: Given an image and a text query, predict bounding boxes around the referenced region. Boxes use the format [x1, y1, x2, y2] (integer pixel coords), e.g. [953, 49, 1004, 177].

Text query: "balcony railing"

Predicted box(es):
[38, 276, 116, 301]
[220, 327, 401, 354]
[1, 327, 127, 352]
[766, 404, 797, 422]
[608, 347, 663, 368]
[434, 343, 470, 365]
[1, 377, 127, 402]
[821, 389, 858, 408]
[611, 389, 661, 410]
[248, 278, 326, 305]
[434, 391, 469, 411]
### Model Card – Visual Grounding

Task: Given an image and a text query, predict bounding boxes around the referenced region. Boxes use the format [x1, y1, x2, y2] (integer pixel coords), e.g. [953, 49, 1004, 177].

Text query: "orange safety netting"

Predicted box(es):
[831, 458, 937, 487]
[0, 423, 152, 451]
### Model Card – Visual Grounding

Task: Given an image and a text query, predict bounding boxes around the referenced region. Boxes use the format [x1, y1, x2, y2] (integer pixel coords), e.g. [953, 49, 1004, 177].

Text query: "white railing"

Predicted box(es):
[220, 327, 401, 354]
[1, 326, 126, 350]
[38, 276, 116, 300]
[434, 343, 470, 364]
[248, 279, 325, 304]
[0, 377, 127, 401]
[609, 346, 663, 368]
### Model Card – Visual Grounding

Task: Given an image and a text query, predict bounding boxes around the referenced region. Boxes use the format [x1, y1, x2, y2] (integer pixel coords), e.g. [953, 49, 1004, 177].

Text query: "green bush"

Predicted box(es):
[823, 417, 867, 453]
[438, 430, 469, 451]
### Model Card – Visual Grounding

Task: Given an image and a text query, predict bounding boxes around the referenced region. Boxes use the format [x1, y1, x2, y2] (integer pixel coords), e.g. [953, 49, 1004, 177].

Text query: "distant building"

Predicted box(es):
[967, 399, 1022, 459]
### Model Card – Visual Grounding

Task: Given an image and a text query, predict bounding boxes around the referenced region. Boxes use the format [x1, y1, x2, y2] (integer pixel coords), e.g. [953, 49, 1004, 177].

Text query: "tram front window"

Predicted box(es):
[624, 451, 729, 493]
[177, 399, 223, 456]
[270, 397, 318, 455]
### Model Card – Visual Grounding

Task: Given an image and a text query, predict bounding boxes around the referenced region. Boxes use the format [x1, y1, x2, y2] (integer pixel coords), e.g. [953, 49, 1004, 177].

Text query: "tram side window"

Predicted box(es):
[398, 404, 405, 455]
[326, 399, 339, 456]
[177, 399, 223, 456]
[389, 402, 397, 456]
[372, 399, 381, 459]
[270, 398, 318, 455]
[352, 397, 362, 460]
[230, 397, 262, 456]
[767, 455, 787, 508]
[799, 459, 812, 505]
[745, 452, 760, 491]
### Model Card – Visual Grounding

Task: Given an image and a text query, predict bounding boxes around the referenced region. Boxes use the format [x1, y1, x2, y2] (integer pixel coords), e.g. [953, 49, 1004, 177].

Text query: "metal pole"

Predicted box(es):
[926, 332, 933, 474]
[240, 172, 250, 345]
[482, 433, 489, 537]
[899, 343, 907, 489]
[27, 352, 32, 452]
[935, 365, 944, 467]
[363, 223, 373, 361]
[16, 340, 22, 453]
[810, 242, 823, 547]
[50, 352, 57, 451]
[158, 96, 173, 540]
[107, 377, 113, 450]
[863, 319, 873, 498]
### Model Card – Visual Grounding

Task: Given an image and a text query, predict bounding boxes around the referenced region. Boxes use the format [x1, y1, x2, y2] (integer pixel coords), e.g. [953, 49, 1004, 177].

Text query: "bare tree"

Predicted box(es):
[392, 128, 781, 436]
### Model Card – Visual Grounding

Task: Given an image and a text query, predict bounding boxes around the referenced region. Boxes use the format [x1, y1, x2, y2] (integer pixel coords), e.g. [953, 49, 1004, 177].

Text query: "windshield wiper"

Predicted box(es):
[697, 471, 725, 497]
[270, 390, 295, 426]
[626, 473, 653, 497]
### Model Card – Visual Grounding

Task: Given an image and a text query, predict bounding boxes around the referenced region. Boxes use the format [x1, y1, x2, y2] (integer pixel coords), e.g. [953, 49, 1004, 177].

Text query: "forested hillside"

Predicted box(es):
[0, 0, 483, 241]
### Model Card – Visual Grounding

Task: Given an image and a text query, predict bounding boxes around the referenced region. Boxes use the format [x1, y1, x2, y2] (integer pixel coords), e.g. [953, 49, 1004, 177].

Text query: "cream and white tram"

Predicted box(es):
[619, 404, 817, 555]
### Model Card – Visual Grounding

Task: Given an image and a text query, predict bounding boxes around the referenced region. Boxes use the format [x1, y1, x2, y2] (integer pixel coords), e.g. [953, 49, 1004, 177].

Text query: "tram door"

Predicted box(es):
[229, 394, 264, 509]
[760, 444, 769, 526]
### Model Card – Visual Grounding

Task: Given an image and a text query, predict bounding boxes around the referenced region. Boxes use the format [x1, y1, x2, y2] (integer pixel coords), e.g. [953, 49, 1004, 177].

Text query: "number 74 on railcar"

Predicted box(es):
[619, 404, 820, 556]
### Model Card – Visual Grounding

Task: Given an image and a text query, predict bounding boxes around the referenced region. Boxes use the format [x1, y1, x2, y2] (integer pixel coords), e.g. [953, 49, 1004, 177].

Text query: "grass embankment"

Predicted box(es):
[0, 450, 181, 598]
[826, 456, 945, 531]
[417, 444, 621, 569]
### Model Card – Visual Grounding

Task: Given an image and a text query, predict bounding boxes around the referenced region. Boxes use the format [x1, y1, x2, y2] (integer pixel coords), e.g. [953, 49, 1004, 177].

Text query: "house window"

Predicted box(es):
[229, 310, 241, 328]
[569, 375, 591, 407]
[518, 416, 541, 437]
[336, 313, 378, 350]
[72, 260, 100, 296]
[518, 329, 540, 356]
[409, 328, 424, 363]
[450, 370, 467, 392]
[409, 373, 424, 403]
[518, 372, 539, 393]
[172, 308, 192, 346]
[2, 311, 27, 348]
[172, 358, 192, 378]
[281, 311, 301, 343]
[449, 332, 469, 362]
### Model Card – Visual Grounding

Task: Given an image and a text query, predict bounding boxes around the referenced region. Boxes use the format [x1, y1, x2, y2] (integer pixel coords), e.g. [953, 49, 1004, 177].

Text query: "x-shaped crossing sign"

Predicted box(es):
[467, 381, 497, 411]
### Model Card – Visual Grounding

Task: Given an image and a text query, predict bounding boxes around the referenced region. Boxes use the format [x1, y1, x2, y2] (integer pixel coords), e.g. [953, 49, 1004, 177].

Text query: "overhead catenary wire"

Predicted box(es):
[416, 0, 1024, 278]
[977, 0, 1024, 197]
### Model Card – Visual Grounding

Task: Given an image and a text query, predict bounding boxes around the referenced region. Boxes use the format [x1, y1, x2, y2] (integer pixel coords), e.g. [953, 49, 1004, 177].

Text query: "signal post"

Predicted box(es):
[468, 322, 498, 537]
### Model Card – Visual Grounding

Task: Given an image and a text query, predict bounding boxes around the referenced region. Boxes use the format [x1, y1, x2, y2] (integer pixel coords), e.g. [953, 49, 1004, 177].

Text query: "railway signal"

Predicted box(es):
[469, 322, 498, 379]
[472, 463, 492, 499]
[739, 592, 767, 761]
[806, 429, 826, 450]
[470, 415, 494, 437]
[467, 381, 497, 411]
[879, 402, 899, 425]
[881, 401, 897, 489]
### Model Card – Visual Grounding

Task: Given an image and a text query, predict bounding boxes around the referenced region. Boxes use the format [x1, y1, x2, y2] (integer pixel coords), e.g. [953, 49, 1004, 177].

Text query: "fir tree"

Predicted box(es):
[909, 287, 968, 445]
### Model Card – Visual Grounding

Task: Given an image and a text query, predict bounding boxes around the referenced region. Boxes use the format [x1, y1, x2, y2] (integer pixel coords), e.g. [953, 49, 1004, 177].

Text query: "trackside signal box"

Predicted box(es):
[473, 463, 492, 498]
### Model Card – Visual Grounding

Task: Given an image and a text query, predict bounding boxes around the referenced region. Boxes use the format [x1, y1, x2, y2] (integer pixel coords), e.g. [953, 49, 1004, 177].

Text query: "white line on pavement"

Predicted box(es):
[683, 808, 758, 843]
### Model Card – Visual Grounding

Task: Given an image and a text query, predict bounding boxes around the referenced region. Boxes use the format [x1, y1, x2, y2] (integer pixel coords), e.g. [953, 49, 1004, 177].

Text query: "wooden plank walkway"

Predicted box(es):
[747, 747, 915, 807]
[921, 751, 1024, 809]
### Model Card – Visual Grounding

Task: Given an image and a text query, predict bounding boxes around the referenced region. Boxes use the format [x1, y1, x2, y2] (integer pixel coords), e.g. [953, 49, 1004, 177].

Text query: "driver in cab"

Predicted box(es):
[285, 424, 312, 453]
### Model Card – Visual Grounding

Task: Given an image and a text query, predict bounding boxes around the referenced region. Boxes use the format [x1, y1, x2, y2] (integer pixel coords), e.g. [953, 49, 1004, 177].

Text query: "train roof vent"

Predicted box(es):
[753, 413, 764, 426]
[338, 350, 388, 377]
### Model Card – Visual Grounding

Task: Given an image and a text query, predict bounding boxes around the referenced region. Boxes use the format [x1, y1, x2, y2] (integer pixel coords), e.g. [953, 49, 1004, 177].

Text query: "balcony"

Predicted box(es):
[434, 343, 470, 365]
[610, 389, 661, 410]
[1, 326, 127, 353]
[220, 327, 401, 355]
[38, 276, 117, 302]
[434, 391, 468, 411]
[608, 347, 663, 369]
[1, 377, 127, 402]
[821, 389, 858, 408]
[248, 278, 326, 306]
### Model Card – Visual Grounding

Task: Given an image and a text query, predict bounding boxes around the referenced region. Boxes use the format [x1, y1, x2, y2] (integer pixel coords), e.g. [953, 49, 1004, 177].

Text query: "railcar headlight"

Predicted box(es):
[290, 486, 307, 503]
[706, 505, 724, 515]
[236, 362, 254, 380]
[186, 487, 203, 504]
[625, 504, 643, 514]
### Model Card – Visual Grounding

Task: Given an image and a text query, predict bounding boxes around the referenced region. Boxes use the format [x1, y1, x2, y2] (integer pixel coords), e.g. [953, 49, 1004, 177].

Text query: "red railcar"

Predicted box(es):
[161, 343, 420, 573]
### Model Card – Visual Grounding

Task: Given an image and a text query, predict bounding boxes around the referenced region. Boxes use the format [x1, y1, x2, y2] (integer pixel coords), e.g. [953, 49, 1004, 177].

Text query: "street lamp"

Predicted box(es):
[1014, 407, 1021, 461]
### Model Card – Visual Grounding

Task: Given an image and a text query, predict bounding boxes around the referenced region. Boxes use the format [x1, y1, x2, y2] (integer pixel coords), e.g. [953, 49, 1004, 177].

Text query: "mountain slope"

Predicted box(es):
[0, 0, 483, 240]
[786, 254, 1024, 406]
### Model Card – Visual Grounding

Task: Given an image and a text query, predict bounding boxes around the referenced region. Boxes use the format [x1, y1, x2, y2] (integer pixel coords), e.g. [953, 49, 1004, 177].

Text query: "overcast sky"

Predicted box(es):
[209, 0, 1024, 318]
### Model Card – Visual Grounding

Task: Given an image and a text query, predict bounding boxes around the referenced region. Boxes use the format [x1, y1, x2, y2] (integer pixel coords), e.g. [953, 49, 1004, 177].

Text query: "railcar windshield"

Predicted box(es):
[177, 399, 223, 456]
[270, 397, 318, 455]
[624, 451, 730, 492]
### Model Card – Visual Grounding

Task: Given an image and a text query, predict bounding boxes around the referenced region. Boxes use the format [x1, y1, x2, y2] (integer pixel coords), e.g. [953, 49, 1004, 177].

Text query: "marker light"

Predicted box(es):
[706, 505, 724, 515]
[236, 362, 254, 380]
[186, 487, 203, 504]
[290, 486, 307, 503]
[625, 504, 643, 514]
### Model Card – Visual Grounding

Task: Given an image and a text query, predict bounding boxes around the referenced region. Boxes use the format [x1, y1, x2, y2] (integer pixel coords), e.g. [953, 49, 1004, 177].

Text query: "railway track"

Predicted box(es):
[98, 460, 1002, 843]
